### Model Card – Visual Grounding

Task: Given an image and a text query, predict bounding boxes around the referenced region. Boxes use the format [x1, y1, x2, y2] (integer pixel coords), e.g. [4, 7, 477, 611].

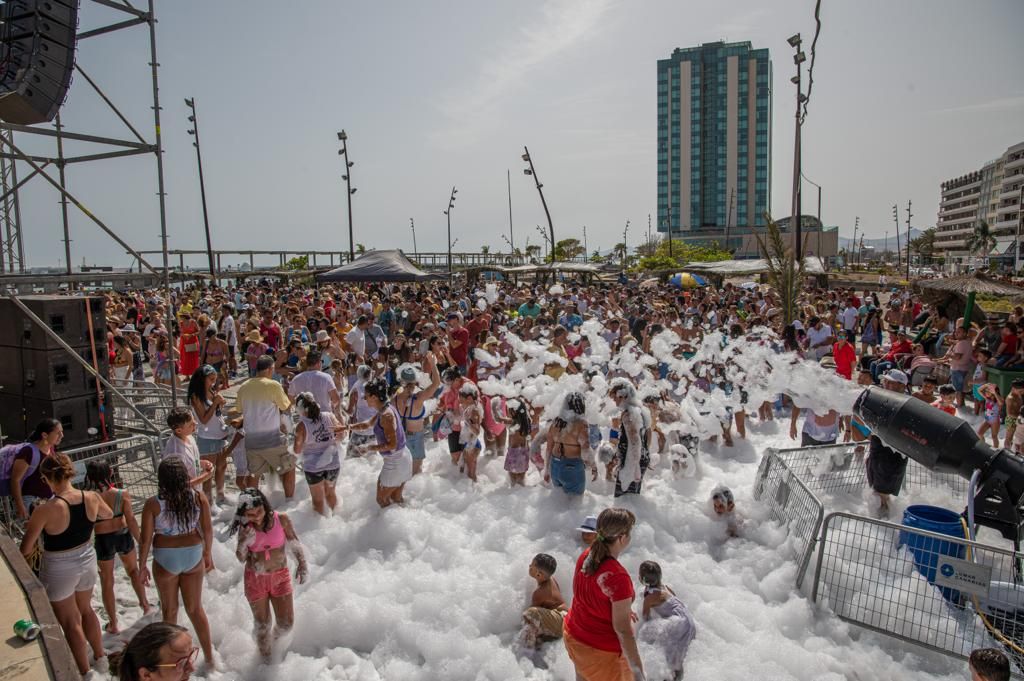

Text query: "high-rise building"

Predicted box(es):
[934, 141, 1024, 268]
[657, 41, 772, 244]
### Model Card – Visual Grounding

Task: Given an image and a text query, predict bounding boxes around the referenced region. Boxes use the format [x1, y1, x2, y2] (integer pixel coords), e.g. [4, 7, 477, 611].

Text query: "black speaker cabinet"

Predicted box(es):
[0, 343, 109, 400]
[0, 391, 112, 449]
[0, 295, 106, 351]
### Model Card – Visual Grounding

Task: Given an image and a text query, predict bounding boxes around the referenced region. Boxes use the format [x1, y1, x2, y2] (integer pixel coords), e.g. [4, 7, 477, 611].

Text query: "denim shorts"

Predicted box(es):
[550, 456, 585, 495]
[950, 370, 966, 392]
[406, 430, 427, 461]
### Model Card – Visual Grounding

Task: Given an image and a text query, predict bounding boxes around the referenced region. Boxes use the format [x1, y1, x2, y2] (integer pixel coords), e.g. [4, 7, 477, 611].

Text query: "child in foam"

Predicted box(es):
[711, 485, 741, 538]
[498, 398, 532, 486]
[229, 488, 308, 661]
[637, 560, 697, 679]
[520, 553, 567, 649]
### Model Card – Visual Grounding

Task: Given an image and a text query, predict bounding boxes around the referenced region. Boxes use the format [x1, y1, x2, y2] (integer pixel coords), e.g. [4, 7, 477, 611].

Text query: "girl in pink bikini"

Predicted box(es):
[229, 489, 308, 660]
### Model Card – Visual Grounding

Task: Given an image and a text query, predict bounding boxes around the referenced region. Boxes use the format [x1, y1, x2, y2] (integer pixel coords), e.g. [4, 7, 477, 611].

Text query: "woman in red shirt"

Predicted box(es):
[564, 507, 645, 681]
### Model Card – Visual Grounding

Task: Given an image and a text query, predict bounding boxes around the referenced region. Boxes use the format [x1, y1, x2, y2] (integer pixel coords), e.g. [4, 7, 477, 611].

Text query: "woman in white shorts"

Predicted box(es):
[351, 377, 412, 507]
[20, 454, 113, 676]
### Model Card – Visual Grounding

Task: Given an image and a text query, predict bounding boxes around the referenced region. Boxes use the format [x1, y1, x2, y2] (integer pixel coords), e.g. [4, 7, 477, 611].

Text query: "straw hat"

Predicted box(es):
[245, 330, 263, 343]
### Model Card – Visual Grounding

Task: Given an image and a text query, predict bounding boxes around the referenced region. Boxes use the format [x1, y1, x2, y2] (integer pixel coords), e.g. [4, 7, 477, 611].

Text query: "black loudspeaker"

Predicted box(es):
[0, 0, 78, 125]
[0, 344, 109, 400]
[0, 295, 105, 351]
[0, 392, 109, 449]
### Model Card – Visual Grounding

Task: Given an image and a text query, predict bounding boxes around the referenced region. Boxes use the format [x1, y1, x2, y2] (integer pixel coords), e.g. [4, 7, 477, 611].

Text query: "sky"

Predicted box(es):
[9, 0, 1024, 270]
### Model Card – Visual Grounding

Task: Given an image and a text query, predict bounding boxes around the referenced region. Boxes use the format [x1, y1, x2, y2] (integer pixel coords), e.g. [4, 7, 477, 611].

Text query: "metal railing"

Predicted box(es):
[812, 511, 1024, 676]
[0, 434, 161, 539]
[109, 379, 174, 436]
[752, 448, 824, 589]
[768, 442, 968, 504]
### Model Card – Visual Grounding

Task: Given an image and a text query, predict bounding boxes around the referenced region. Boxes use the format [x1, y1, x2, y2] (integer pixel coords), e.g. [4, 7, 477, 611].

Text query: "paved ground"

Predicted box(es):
[0, 546, 60, 681]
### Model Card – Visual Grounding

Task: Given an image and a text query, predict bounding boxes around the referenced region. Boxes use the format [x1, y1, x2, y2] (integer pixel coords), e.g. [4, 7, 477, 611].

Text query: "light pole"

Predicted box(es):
[788, 34, 807, 262]
[443, 186, 457, 273]
[507, 169, 515, 256]
[665, 206, 674, 260]
[185, 98, 216, 280]
[410, 217, 417, 261]
[583, 225, 588, 262]
[337, 130, 355, 261]
[906, 199, 913, 280]
[892, 204, 901, 269]
[852, 216, 859, 269]
[522, 146, 554, 259]
[884, 231, 888, 263]
[801, 171, 822, 259]
[622, 219, 630, 270]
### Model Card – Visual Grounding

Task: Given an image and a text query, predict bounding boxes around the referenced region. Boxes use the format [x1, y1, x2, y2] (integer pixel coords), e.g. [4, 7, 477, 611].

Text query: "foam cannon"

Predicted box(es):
[855, 386, 1024, 542]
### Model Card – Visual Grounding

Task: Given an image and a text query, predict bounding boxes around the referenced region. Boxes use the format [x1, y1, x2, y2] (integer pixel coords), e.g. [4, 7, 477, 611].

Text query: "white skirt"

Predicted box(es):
[378, 447, 413, 488]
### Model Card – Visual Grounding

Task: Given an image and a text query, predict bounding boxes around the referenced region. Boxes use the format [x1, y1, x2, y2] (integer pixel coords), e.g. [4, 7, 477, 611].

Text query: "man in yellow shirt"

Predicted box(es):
[236, 355, 295, 497]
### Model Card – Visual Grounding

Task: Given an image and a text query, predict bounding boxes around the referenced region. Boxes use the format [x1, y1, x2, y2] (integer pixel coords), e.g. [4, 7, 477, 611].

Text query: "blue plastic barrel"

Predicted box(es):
[898, 505, 966, 604]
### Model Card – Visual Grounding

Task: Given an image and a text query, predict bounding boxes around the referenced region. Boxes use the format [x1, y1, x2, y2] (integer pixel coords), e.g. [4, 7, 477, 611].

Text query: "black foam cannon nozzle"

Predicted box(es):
[855, 386, 1024, 540]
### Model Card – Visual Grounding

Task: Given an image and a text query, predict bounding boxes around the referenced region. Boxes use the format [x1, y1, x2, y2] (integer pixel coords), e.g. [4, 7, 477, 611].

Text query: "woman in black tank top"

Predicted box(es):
[19, 454, 113, 676]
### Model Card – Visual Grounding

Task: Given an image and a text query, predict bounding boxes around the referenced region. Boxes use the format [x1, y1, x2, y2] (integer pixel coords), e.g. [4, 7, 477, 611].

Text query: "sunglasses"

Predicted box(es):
[150, 646, 199, 673]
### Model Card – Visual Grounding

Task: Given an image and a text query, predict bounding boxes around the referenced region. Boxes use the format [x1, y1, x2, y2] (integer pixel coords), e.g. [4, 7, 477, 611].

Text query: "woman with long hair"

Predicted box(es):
[20, 454, 113, 675]
[138, 458, 215, 669]
[118, 622, 196, 681]
[544, 391, 591, 496]
[8, 417, 62, 520]
[187, 365, 230, 504]
[293, 392, 344, 516]
[84, 460, 151, 633]
[228, 488, 307, 661]
[609, 379, 651, 497]
[457, 382, 484, 482]
[350, 377, 413, 507]
[563, 508, 643, 681]
[177, 312, 201, 378]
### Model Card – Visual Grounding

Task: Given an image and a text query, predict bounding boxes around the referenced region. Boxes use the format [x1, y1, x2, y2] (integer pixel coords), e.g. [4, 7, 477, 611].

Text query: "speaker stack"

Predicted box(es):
[0, 0, 79, 125]
[0, 295, 112, 448]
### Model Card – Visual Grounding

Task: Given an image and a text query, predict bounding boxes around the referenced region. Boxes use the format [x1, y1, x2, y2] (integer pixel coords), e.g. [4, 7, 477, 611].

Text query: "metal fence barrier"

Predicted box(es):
[768, 442, 968, 503]
[812, 511, 1024, 676]
[753, 448, 824, 589]
[109, 380, 174, 436]
[0, 435, 161, 539]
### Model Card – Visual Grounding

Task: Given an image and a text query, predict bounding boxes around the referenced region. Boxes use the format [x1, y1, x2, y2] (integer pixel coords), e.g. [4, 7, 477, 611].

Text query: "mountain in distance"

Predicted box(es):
[839, 228, 925, 251]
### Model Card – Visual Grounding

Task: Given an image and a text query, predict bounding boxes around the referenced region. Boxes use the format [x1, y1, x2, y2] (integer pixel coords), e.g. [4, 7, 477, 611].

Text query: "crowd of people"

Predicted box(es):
[3, 274, 1019, 679]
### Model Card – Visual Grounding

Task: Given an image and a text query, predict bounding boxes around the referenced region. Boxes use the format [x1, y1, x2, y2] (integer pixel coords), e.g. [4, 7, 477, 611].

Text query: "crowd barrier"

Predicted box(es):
[109, 379, 174, 436]
[812, 512, 1024, 676]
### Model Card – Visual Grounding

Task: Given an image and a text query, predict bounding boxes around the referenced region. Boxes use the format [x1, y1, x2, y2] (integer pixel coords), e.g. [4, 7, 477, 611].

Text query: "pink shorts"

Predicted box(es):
[244, 567, 293, 603]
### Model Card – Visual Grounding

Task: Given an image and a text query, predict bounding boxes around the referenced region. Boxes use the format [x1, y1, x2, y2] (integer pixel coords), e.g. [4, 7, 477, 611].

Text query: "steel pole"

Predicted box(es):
[340, 135, 354, 262]
[147, 0, 177, 403]
[507, 169, 514, 255]
[187, 99, 216, 281]
[55, 114, 72, 278]
[523, 146, 554, 257]
[791, 59, 803, 262]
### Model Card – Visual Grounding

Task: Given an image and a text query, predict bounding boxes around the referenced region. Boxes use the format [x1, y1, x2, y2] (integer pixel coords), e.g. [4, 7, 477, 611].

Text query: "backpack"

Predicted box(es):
[0, 442, 41, 496]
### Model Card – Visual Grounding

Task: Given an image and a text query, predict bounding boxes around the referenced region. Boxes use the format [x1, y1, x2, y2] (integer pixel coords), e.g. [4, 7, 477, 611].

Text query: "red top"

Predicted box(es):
[260, 322, 282, 350]
[932, 400, 956, 416]
[449, 327, 470, 366]
[1001, 333, 1018, 357]
[833, 341, 856, 379]
[884, 339, 912, 362]
[565, 549, 634, 653]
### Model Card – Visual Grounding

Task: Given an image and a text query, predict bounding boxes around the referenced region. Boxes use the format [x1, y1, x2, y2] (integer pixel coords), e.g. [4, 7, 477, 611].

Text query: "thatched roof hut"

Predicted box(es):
[915, 272, 1024, 325]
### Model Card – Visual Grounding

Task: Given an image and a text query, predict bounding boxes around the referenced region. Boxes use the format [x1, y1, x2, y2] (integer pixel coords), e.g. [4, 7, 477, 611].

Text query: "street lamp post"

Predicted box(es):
[801, 171, 822, 260]
[410, 217, 417, 261]
[906, 199, 913, 280]
[443, 186, 457, 273]
[185, 98, 216, 280]
[337, 130, 356, 261]
[892, 204, 901, 269]
[788, 34, 807, 262]
[582, 225, 587, 261]
[665, 206, 673, 259]
[522, 146, 554, 258]
[622, 219, 630, 270]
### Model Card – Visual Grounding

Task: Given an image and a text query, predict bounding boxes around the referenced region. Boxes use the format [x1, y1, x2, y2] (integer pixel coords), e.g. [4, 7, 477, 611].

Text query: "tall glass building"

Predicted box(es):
[657, 41, 772, 237]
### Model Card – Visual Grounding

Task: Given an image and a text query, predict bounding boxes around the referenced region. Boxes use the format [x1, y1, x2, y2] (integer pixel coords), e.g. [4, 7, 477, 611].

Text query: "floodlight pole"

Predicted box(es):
[790, 35, 805, 262]
[185, 97, 216, 281]
[54, 113, 72, 279]
[338, 130, 355, 262]
[522, 146, 554, 258]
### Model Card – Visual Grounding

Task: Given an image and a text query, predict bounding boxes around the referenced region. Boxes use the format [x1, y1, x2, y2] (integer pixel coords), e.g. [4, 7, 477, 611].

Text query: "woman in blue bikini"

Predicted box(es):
[138, 458, 215, 670]
[394, 360, 440, 476]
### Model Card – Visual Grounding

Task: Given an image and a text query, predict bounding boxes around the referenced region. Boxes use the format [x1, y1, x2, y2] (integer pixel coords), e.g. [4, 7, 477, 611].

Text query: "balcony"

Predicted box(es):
[998, 188, 1021, 202]
[938, 214, 976, 227]
[935, 240, 966, 250]
[1006, 155, 1024, 171]
[994, 217, 1019, 229]
[997, 203, 1020, 216]
[939, 203, 978, 216]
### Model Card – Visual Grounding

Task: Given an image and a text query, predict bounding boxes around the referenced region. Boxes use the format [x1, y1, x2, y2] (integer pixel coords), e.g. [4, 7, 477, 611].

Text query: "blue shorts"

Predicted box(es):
[197, 437, 226, 456]
[550, 456, 586, 495]
[950, 370, 966, 392]
[406, 430, 427, 461]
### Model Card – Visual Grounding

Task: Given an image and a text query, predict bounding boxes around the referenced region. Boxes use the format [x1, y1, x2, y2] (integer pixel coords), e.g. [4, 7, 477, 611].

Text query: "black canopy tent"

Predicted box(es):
[316, 249, 445, 283]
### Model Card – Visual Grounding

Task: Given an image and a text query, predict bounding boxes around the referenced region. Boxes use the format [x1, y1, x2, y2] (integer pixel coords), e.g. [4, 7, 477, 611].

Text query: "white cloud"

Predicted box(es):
[431, 0, 614, 147]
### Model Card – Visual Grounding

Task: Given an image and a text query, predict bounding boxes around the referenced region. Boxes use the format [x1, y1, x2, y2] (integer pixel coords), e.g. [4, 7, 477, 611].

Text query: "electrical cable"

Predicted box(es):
[800, 0, 822, 124]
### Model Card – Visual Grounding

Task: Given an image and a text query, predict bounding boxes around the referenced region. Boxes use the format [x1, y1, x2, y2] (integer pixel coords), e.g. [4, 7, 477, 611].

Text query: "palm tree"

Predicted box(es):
[755, 212, 806, 325]
[908, 228, 936, 265]
[966, 220, 996, 263]
[355, 243, 367, 255]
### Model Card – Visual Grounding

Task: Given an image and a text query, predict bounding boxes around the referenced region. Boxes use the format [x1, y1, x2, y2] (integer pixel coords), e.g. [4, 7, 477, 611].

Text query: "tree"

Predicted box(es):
[755, 213, 806, 326]
[553, 238, 585, 260]
[612, 242, 627, 266]
[908, 228, 936, 265]
[284, 255, 309, 270]
[355, 243, 367, 255]
[481, 245, 490, 254]
[966, 221, 996, 261]
[589, 250, 606, 264]
[636, 254, 679, 271]
[525, 244, 541, 263]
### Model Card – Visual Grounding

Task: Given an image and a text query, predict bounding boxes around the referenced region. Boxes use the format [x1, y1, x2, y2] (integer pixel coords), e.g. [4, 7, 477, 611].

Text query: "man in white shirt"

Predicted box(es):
[806, 316, 834, 361]
[840, 302, 859, 342]
[288, 350, 341, 417]
[220, 303, 238, 377]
